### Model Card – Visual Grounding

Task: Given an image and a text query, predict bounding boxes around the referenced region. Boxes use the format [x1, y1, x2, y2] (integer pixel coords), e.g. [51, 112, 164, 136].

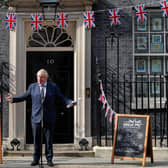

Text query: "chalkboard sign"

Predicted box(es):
[111, 114, 153, 167]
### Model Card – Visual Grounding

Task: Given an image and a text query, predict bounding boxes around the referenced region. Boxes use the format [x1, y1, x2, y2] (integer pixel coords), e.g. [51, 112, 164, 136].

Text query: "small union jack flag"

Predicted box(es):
[135, 4, 147, 22]
[98, 94, 104, 102]
[109, 8, 121, 26]
[109, 109, 115, 123]
[31, 13, 43, 31]
[57, 12, 69, 28]
[5, 13, 16, 31]
[105, 105, 110, 117]
[99, 80, 103, 90]
[102, 99, 107, 109]
[160, 0, 168, 17]
[83, 11, 95, 29]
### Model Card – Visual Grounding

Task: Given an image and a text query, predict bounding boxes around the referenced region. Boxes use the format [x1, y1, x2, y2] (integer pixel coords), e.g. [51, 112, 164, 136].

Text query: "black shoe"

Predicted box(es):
[47, 160, 54, 167]
[30, 160, 39, 166]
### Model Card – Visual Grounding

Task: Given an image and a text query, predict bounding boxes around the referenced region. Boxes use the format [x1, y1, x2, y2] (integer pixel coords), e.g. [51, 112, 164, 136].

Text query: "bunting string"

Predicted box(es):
[98, 80, 116, 123]
[0, 0, 158, 15]
[2, 1, 167, 30]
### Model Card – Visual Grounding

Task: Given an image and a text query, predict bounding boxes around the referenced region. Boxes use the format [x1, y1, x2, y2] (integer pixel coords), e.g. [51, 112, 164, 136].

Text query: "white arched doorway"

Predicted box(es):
[7, 15, 91, 149]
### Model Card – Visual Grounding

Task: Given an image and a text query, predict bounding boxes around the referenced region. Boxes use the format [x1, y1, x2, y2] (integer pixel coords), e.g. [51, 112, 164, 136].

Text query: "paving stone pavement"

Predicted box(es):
[0, 156, 167, 168]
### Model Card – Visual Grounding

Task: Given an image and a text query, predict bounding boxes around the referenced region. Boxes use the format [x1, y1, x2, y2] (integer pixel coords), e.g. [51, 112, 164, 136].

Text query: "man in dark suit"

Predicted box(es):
[6, 69, 76, 167]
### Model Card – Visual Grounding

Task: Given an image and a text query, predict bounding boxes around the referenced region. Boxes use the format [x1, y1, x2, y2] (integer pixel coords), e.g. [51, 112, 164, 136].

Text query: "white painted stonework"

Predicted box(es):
[5, 3, 93, 150]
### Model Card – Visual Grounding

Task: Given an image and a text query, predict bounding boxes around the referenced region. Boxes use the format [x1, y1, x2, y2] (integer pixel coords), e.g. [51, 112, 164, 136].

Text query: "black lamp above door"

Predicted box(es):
[39, 0, 60, 20]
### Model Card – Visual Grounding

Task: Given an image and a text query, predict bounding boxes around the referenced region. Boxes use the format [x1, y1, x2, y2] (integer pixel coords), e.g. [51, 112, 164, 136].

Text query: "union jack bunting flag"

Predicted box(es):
[160, 0, 168, 17]
[83, 11, 95, 29]
[98, 80, 116, 121]
[102, 99, 107, 109]
[57, 12, 69, 28]
[109, 8, 121, 26]
[99, 80, 103, 90]
[5, 13, 16, 31]
[98, 94, 104, 102]
[135, 4, 147, 22]
[105, 105, 110, 117]
[31, 13, 43, 31]
[109, 109, 114, 123]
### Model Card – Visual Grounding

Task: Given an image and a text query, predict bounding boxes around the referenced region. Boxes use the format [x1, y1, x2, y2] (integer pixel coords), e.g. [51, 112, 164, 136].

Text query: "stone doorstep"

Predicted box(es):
[25, 144, 76, 151]
[3, 146, 168, 160]
[4, 144, 95, 158]
[4, 150, 95, 157]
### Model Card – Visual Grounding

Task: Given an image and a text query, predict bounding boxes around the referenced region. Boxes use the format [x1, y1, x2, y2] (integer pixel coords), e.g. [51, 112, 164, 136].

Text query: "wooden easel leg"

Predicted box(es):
[111, 156, 114, 164]
[142, 159, 146, 167]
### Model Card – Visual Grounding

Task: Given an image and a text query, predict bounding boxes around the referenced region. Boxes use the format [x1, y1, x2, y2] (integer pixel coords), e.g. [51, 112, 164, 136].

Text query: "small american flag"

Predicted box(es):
[57, 13, 69, 28]
[31, 13, 43, 31]
[83, 11, 95, 29]
[109, 8, 121, 26]
[135, 4, 147, 22]
[160, 0, 168, 17]
[5, 13, 16, 31]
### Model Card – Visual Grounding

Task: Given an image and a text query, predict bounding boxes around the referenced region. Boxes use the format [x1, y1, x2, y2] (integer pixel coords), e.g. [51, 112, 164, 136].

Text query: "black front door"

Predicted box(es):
[26, 51, 74, 144]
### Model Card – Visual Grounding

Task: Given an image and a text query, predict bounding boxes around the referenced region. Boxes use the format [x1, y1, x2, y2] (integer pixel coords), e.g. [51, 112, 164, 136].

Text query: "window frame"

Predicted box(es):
[133, 9, 167, 99]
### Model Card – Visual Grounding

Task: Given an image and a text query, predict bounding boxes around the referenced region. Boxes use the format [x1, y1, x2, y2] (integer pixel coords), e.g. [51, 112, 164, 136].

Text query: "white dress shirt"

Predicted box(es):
[39, 82, 47, 98]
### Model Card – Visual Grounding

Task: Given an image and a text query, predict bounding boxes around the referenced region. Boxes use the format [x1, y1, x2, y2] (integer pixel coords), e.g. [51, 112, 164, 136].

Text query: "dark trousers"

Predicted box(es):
[32, 122, 54, 162]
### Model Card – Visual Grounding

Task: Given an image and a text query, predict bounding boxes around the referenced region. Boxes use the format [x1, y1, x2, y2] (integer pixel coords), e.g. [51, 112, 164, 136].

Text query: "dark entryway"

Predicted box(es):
[26, 51, 74, 144]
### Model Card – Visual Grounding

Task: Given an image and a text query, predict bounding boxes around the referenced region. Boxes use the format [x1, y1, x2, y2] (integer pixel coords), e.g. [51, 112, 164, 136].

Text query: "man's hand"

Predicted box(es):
[72, 100, 77, 106]
[66, 100, 77, 108]
[5, 93, 13, 103]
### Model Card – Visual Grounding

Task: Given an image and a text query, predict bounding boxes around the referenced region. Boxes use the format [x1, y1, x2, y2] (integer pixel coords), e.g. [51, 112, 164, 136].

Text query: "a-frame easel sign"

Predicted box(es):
[111, 114, 153, 167]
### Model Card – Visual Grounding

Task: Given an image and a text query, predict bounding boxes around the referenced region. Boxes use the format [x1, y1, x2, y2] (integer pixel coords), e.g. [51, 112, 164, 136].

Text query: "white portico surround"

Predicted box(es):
[6, 0, 94, 149]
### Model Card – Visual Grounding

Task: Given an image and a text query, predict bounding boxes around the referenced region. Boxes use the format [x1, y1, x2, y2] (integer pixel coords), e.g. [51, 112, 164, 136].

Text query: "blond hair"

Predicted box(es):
[37, 69, 48, 78]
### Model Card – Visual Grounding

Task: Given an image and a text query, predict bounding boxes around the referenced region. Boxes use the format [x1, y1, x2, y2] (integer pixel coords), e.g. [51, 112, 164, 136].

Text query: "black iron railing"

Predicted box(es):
[93, 74, 168, 147]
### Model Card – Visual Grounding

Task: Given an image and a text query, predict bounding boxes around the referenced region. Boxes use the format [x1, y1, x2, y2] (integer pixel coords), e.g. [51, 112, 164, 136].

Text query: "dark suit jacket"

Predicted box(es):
[12, 82, 71, 126]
